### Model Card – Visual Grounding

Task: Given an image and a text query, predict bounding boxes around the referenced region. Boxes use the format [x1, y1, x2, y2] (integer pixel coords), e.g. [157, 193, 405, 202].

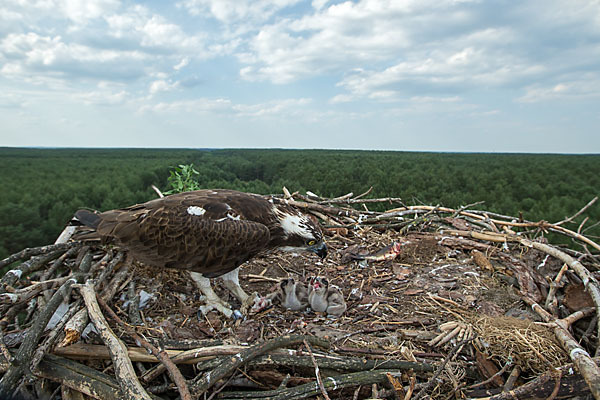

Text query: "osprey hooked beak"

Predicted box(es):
[309, 241, 328, 259]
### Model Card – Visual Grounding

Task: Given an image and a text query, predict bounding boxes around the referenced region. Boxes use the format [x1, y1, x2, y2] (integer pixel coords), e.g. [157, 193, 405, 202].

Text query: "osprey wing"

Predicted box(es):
[96, 198, 271, 278]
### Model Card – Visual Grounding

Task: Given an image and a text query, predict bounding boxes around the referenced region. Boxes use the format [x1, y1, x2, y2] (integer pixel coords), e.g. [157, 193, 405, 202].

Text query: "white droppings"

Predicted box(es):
[139, 290, 155, 309]
[8, 269, 22, 278]
[187, 206, 206, 216]
[2, 294, 18, 303]
[537, 255, 550, 269]
[570, 347, 588, 359]
[328, 377, 338, 390]
[430, 264, 452, 274]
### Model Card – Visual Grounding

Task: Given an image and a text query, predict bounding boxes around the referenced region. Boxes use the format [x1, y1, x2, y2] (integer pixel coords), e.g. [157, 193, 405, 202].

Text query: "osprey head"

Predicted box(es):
[274, 208, 327, 259]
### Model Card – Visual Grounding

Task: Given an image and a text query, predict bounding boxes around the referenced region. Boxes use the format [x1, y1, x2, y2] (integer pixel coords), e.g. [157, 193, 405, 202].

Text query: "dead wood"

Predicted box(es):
[79, 280, 152, 400]
[0, 243, 75, 271]
[0, 250, 91, 398]
[468, 358, 600, 399]
[0, 249, 69, 295]
[221, 369, 404, 399]
[96, 295, 192, 400]
[190, 334, 330, 396]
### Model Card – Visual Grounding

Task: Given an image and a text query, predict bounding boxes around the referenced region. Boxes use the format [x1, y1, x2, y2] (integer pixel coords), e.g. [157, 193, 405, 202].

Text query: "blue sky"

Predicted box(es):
[1, 0, 599, 152]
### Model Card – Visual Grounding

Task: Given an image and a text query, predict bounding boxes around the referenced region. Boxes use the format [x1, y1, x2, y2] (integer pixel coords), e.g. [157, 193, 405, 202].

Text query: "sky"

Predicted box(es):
[1, 0, 599, 153]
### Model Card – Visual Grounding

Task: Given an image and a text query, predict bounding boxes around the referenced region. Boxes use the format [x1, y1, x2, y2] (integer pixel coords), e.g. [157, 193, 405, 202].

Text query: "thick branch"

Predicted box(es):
[190, 335, 330, 396]
[79, 281, 152, 400]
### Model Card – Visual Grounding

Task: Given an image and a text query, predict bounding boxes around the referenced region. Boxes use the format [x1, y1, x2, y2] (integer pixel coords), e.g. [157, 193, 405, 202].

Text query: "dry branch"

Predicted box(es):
[0, 251, 91, 397]
[190, 334, 330, 396]
[0, 243, 75, 271]
[222, 369, 404, 399]
[96, 295, 192, 400]
[79, 280, 152, 400]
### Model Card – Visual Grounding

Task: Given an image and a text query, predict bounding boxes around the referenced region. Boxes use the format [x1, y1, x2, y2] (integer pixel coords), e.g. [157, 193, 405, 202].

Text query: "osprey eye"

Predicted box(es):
[307, 240, 316, 246]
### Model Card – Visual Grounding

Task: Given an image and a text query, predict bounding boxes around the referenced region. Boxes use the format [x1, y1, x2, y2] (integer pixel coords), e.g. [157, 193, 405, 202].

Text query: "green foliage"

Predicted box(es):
[165, 164, 201, 194]
[0, 147, 599, 259]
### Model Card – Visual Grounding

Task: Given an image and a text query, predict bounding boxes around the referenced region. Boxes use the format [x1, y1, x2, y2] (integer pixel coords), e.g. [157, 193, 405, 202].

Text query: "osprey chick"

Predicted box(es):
[75, 189, 326, 317]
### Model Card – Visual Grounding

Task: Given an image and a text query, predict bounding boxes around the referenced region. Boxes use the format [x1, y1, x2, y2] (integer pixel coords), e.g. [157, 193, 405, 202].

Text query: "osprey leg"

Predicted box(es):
[220, 268, 260, 314]
[220, 268, 249, 303]
[189, 272, 233, 318]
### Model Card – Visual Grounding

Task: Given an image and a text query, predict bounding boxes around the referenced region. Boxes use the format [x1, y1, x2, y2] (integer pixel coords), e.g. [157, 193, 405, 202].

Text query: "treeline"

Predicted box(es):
[1, 147, 599, 259]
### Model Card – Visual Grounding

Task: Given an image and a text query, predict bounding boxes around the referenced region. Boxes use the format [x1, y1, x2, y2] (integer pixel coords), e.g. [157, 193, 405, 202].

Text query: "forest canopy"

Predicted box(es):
[0, 147, 598, 260]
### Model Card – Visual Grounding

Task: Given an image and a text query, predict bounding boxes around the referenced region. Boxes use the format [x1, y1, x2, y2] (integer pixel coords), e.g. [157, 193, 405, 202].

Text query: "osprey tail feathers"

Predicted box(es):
[75, 209, 101, 229]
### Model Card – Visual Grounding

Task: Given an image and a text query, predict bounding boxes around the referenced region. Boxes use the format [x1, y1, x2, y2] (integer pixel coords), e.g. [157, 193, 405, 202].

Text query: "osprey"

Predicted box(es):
[75, 189, 327, 317]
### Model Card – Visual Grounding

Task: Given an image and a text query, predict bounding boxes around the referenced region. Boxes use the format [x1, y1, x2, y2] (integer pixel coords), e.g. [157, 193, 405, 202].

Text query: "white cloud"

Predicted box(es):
[60, 0, 120, 22]
[0, 32, 149, 81]
[233, 98, 311, 117]
[76, 89, 128, 105]
[149, 80, 179, 95]
[236, 0, 600, 106]
[177, 0, 301, 23]
[518, 78, 600, 103]
[139, 96, 312, 120]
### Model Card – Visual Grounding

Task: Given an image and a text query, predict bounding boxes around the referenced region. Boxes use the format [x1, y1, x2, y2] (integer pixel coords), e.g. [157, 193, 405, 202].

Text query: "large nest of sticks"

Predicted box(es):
[1, 190, 599, 400]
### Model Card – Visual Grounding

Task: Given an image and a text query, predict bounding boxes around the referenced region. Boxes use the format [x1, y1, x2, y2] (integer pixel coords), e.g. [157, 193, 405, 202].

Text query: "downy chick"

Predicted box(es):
[307, 277, 347, 317]
[279, 278, 309, 310]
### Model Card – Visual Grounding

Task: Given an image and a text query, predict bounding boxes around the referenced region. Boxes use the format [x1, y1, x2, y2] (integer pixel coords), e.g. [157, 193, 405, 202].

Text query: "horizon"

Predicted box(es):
[2, 146, 599, 156]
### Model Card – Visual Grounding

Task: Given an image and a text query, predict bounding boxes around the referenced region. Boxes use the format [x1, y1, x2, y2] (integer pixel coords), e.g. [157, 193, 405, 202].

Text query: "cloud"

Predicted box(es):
[236, 0, 600, 105]
[518, 76, 600, 103]
[177, 0, 302, 24]
[149, 80, 180, 95]
[139, 96, 313, 120]
[0, 32, 149, 81]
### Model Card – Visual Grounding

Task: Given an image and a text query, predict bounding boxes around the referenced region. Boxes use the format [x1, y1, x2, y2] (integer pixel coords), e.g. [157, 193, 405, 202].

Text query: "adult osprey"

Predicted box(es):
[75, 189, 326, 317]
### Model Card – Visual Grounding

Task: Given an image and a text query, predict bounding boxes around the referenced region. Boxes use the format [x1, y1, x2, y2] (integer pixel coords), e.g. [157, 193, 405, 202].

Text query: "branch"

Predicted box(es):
[97, 295, 192, 400]
[555, 197, 598, 226]
[190, 335, 330, 396]
[0, 243, 74, 270]
[79, 281, 152, 400]
[0, 251, 92, 397]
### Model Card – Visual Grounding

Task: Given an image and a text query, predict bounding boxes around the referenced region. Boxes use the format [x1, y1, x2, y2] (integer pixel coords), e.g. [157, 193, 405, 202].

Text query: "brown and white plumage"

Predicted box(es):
[75, 189, 326, 317]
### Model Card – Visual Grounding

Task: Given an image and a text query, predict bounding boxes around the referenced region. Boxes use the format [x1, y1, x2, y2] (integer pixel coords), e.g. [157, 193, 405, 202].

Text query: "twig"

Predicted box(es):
[502, 365, 520, 391]
[79, 280, 152, 400]
[353, 186, 373, 201]
[151, 185, 164, 198]
[545, 263, 568, 313]
[190, 335, 330, 396]
[97, 295, 192, 400]
[303, 339, 331, 400]
[520, 239, 600, 354]
[414, 337, 474, 400]
[0, 243, 74, 270]
[31, 298, 84, 373]
[0, 252, 92, 397]
[524, 296, 600, 400]
[451, 201, 485, 218]
[221, 370, 404, 399]
[0, 249, 68, 294]
[555, 197, 598, 226]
